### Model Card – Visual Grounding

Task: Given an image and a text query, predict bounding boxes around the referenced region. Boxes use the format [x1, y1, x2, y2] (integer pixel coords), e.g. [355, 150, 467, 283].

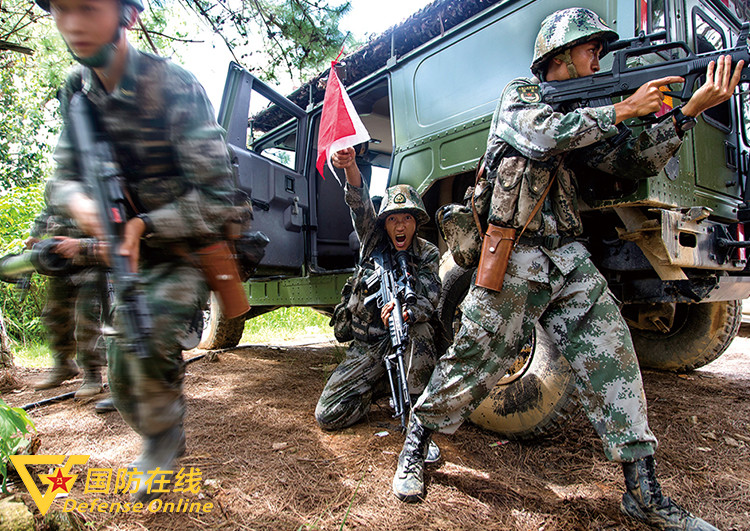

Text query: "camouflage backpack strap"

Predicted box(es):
[471, 154, 486, 237]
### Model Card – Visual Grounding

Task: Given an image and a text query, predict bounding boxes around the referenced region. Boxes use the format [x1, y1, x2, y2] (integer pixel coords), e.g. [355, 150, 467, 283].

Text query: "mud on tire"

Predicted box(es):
[199, 292, 247, 349]
[630, 300, 742, 372]
[437, 261, 579, 440]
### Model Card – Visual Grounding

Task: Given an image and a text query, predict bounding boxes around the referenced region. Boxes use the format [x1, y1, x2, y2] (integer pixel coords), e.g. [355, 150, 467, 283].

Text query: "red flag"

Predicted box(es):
[316, 62, 370, 181]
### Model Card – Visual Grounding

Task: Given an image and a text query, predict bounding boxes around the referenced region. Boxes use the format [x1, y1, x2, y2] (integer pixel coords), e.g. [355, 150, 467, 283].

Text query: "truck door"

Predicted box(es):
[683, 2, 744, 202]
[217, 62, 309, 273]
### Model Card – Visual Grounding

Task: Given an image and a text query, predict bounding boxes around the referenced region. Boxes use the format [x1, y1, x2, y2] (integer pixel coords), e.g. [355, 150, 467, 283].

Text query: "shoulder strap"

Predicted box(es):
[470, 155, 486, 236]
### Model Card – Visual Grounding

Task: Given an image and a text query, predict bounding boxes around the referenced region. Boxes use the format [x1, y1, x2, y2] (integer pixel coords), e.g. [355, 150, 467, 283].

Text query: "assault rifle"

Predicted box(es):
[68, 93, 153, 360]
[540, 23, 750, 110]
[364, 248, 418, 430]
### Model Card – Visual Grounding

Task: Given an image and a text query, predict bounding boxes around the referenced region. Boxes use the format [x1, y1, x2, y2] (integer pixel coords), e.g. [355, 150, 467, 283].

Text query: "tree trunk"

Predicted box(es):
[0, 307, 13, 369]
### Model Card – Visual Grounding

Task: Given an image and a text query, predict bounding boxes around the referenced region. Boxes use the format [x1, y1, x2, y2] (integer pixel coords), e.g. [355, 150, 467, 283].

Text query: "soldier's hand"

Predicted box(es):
[331, 147, 357, 170]
[614, 76, 684, 123]
[683, 55, 744, 117]
[52, 237, 80, 259]
[381, 300, 395, 326]
[69, 193, 105, 240]
[24, 236, 40, 250]
[119, 217, 146, 273]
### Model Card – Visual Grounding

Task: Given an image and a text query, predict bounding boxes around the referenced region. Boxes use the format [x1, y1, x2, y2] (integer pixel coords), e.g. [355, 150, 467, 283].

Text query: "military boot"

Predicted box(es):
[130, 424, 187, 503]
[74, 368, 103, 398]
[392, 416, 432, 502]
[94, 397, 116, 414]
[621, 456, 719, 530]
[32, 359, 79, 390]
[425, 440, 441, 464]
[128, 424, 187, 471]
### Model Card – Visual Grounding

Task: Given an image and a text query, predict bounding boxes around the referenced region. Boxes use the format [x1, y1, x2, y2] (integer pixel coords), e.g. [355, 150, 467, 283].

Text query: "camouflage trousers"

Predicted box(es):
[315, 322, 437, 430]
[413, 258, 658, 462]
[108, 260, 207, 438]
[43, 271, 106, 371]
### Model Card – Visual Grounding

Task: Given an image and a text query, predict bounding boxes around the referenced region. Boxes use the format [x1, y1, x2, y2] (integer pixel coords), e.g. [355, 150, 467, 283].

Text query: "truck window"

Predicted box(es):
[647, 0, 667, 33]
[250, 97, 298, 170]
[693, 10, 730, 130]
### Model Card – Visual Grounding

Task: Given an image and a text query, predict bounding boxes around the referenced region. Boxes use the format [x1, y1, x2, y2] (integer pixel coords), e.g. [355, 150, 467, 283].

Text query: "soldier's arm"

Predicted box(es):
[490, 78, 621, 161]
[406, 243, 441, 324]
[344, 179, 378, 245]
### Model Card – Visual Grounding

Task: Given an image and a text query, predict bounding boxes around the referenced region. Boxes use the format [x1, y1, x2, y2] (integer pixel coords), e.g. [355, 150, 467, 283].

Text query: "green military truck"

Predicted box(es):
[205, 0, 750, 439]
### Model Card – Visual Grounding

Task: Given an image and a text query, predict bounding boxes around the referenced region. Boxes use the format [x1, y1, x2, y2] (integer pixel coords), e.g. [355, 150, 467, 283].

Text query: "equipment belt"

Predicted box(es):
[516, 235, 577, 250]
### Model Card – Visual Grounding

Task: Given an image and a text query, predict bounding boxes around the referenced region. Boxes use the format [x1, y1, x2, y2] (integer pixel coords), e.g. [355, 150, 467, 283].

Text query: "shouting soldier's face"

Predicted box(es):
[385, 213, 416, 251]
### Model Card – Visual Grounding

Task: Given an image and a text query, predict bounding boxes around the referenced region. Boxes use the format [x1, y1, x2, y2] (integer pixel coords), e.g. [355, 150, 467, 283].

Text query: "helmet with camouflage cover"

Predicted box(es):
[531, 8, 618, 78]
[378, 184, 429, 226]
[35, 0, 144, 12]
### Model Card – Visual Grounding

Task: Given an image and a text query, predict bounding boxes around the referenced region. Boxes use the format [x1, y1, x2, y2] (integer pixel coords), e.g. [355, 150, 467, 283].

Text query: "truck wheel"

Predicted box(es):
[437, 263, 579, 440]
[198, 293, 246, 349]
[630, 300, 742, 372]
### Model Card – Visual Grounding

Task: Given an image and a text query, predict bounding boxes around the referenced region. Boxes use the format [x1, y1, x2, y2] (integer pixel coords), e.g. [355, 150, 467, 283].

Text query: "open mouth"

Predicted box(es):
[395, 234, 406, 244]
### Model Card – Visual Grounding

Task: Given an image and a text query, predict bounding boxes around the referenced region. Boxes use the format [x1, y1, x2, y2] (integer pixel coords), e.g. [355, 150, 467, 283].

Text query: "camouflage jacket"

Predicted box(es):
[31, 206, 81, 239]
[46, 44, 244, 250]
[344, 182, 441, 341]
[485, 76, 683, 237]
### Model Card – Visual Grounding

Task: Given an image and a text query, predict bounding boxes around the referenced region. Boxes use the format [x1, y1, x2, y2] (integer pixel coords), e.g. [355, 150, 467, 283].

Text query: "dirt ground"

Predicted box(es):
[2, 330, 749, 531]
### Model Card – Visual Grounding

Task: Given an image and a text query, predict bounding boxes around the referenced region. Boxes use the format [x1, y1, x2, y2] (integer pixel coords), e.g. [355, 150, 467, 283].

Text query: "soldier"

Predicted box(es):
[29, 208, 109, 403]
[316, 147, 441, 463]
[392, 8, 742, 530]
[37, 0, 244, 502]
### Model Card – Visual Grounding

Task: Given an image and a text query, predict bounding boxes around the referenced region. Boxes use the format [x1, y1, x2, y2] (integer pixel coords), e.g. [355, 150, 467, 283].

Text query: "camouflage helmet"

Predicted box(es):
[35, 0, 144, 12]
[377, 184, 429, 226]
[531, 8, 618, 77]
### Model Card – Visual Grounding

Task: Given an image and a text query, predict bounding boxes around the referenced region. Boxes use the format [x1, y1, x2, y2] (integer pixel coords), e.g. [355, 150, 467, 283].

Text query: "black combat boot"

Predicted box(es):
[392, 416, 433, 502]
[621, 456, 719, 530]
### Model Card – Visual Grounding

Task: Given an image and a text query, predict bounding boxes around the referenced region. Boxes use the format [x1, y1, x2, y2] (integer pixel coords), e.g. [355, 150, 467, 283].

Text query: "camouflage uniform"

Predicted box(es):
[32, 208, 105, 380]
[413, 76, 683, 463]
[315, 182, 441, 430]
[47, 44, 241, 438]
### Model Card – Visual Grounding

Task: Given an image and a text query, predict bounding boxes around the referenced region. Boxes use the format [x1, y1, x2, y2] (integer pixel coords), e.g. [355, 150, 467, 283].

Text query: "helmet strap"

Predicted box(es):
[554, 49, 579, 79]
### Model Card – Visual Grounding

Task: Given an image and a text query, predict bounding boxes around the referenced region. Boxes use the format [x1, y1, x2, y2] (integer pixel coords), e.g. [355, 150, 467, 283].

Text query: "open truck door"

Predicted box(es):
[218, 62, 309, 273]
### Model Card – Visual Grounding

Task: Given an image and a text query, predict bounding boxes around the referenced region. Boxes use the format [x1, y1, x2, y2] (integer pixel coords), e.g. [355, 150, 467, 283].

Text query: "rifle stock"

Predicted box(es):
[68, 93, 153, 360]
[540, 23, 750, 109]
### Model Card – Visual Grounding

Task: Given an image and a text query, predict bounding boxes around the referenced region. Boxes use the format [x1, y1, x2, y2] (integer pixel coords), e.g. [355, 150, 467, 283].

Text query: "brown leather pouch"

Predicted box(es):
[196, 241, 250, 318]
[475, 223, 516, 292]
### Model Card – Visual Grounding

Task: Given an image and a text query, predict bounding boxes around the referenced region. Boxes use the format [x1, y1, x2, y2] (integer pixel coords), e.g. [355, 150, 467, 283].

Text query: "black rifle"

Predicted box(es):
[364, 248, 417, 430]
[540, 24, 750, 111]
[68, 92, 153, 360]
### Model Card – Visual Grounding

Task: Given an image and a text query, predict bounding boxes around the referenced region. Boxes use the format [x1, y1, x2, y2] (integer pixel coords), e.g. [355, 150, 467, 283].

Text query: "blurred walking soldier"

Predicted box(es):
[392, 8, 742, 530]
[30, 208, 106, 400]
[316, 147, 441, 462]
[37, 0, 245, 502]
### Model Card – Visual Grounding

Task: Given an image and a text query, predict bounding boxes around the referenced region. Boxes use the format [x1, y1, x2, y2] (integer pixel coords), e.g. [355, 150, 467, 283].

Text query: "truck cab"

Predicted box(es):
[207, 0, 750, 439]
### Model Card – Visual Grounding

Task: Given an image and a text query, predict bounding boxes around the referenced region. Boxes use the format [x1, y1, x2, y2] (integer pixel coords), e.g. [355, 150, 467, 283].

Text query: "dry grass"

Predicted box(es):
[2, 339, 749, 530]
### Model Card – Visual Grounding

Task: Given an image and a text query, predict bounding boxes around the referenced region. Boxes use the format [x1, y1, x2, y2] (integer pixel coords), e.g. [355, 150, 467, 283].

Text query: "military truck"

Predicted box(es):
[206, 0, 750, 439]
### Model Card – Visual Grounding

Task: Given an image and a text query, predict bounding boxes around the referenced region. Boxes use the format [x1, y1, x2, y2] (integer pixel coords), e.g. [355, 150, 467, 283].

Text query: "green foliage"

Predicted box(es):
[242, 306, 333, 344]
[1, 183, 49, 345]
[171, 0, 352, 82]
[0, 397, 36, 494]
[1, 1, 72, 191]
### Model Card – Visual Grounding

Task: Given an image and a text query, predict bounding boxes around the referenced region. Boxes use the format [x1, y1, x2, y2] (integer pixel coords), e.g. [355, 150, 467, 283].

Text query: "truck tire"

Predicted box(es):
[198, 293, 246, 349]
[630, 300, 742, 372]
[437, 263, 579, 440]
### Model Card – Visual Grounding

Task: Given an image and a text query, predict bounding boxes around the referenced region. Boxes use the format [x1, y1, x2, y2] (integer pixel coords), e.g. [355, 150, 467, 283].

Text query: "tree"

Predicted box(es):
[163, 0, 352, 82]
